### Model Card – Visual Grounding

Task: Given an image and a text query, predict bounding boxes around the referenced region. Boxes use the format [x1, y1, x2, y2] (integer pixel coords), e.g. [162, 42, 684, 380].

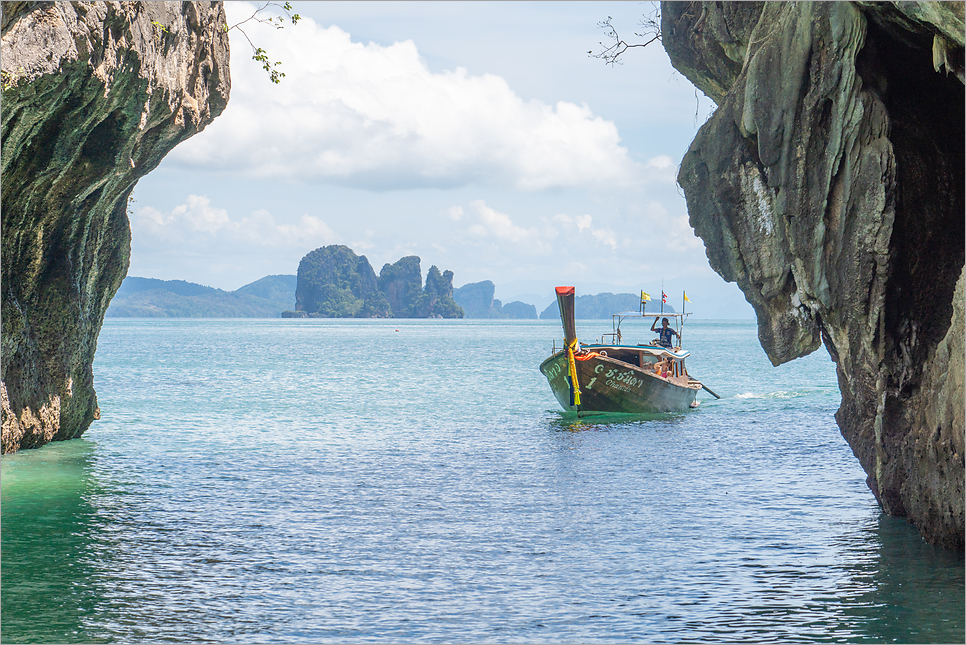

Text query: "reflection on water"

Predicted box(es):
[1, 440, 104, 643]
[6, 432, 961, 643]
[842, 513, 966, 643]
[548, 411, 689, 432]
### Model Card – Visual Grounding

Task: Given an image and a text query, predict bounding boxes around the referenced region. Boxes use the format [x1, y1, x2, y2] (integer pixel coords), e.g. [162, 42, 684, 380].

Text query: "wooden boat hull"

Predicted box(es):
[539, 350, 699, 415]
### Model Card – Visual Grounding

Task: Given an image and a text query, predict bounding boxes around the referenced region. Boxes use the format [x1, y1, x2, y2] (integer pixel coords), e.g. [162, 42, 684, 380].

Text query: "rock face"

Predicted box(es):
[453, 280, 501, 318]
[663, 1, 964, 548]
[295, 245, 391, 317]
[378, 256, 425, 318]
[454, 280, 537, 319]
[376, 256, 464, 318]
[1, 2, 230, 453]
[421, 265, 462, 318]
[295, 246, 463, 318]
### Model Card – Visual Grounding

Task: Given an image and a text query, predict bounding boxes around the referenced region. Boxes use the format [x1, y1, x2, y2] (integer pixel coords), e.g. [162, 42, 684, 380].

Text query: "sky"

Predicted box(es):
[129, 1, 754, 317]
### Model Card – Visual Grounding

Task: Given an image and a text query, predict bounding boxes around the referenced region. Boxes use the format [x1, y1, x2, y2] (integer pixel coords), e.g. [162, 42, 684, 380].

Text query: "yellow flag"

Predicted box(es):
[641, 291, 651, 302]
[683, 292, 691, 303]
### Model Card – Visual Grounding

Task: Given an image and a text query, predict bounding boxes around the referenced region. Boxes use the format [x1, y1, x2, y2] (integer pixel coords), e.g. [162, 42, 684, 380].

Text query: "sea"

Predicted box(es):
[2, 318, 963, 643]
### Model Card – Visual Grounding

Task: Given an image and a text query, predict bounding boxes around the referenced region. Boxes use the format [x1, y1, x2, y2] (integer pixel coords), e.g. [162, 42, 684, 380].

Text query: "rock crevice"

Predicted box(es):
[2, 1, 230, 453]
[663, 1, 964, 548]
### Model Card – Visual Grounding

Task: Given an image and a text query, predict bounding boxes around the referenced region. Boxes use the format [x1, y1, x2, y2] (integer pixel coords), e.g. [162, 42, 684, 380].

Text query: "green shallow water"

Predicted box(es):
[2, 318, 963, 643]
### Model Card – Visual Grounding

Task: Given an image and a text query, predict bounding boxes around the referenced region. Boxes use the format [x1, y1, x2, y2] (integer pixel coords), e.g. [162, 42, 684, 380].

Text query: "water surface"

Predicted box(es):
[3, 319, 963, 642]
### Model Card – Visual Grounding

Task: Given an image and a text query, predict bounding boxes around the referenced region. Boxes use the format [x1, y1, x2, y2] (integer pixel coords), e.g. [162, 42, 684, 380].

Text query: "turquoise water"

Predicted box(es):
[2, 319, 963, 643]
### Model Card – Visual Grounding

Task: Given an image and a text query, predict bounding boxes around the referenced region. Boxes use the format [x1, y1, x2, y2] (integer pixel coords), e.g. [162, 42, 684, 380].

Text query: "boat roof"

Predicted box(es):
[584, 343, 690, 359]
[613, 311, 690, 318]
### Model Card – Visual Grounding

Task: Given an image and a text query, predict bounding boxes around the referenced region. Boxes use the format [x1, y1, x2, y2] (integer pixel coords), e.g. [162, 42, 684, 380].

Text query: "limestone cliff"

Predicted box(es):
[295, 246, 464, 318]
[378, 256, 425, 317]
[663, 1, 964, 548]
[1, 2, 230, 453]
[295, 245, 391, 317]
[421, 265, 462, 318]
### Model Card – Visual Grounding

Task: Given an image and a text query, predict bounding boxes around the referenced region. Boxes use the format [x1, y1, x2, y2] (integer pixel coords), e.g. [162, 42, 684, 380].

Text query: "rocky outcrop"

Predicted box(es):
[1, 2, 230, 453]
[295, 245, 391, 317]
[378, 256, 424, 317]
[421, 265, 462, 318]
[453, 280, 501, 318]
[454, 280, 537, 319]
[663, 1, 964, 548]
[376, 255, 463, 318]
[295, 246, 462, 318]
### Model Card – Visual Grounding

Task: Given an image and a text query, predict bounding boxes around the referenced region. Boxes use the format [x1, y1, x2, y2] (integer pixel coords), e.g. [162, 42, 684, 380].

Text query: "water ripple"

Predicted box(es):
[2, 319, 962, 643]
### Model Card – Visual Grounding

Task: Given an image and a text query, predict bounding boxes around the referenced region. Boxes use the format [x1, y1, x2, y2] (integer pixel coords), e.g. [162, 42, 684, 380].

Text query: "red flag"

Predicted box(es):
[661, 291, 667, 303]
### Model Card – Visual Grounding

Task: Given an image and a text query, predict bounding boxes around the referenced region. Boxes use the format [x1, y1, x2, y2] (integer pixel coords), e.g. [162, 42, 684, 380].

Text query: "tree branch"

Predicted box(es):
[588, 7, 662, 66]
[228, 1, 302, 84]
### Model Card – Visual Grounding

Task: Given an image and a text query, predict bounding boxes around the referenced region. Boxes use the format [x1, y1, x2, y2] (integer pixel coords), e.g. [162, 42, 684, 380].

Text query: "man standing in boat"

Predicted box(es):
[651, 317, 678, 348]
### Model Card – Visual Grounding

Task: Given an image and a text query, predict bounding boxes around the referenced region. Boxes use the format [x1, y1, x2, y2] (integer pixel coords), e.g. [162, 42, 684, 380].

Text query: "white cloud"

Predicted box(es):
[468, 200, 539, 244]
[168, 3, 644, 191]
[550, 213, 592, 233]
[447, 199, 655, 263]
[591, 227, 618, 250]
[130, 195, 338, 252]
[646, 155, 675, 171]
[642, 155, 679, 185]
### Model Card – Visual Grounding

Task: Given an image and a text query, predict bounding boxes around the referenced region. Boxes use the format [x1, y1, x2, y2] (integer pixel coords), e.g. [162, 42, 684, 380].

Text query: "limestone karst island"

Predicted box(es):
[1, 0, 963, 572]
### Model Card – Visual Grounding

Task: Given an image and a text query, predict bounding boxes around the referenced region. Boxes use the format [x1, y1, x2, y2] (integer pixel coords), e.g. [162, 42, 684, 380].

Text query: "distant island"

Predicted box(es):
[106, 275, 296, 318]
[291, 245, 463, 318]
[538, 292, 675, 320]
[106, 273, 679, 321]
[453, 281, 537, 319]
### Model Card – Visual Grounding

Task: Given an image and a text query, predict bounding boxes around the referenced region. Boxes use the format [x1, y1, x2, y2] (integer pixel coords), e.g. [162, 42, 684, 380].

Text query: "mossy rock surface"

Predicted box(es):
[662, 0, 964, 548]
[1, 2, 231, 453]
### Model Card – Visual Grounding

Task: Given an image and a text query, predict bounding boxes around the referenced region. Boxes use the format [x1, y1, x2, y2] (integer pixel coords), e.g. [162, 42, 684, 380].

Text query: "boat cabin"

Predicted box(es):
[552, 310, 694, 384]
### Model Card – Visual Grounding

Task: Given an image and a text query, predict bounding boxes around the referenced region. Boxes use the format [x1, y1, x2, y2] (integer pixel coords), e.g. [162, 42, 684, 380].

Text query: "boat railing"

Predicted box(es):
[600, 331, 620, 345]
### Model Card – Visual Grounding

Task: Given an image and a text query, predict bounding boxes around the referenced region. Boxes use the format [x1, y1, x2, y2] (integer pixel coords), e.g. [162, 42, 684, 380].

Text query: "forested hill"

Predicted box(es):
[106, 275, 296, 318]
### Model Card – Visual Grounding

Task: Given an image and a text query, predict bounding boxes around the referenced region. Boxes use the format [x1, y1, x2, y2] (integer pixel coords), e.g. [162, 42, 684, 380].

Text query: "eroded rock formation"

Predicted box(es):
[295, 245, 391, 317]
[1, 2, 230, 453]
[663, 1, 964, 548]
[376, 255, 464, 318]
[295, 246, 463, 318]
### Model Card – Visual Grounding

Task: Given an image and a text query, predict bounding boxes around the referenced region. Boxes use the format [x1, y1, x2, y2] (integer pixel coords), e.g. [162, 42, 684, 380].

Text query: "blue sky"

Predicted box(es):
[130, 1, 753, 317]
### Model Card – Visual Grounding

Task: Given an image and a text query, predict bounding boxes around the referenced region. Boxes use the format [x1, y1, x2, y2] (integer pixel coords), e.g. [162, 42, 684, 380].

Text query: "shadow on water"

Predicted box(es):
[546, 410, 690, 432]
[1, 439, 109, 644]
[838, 513, 965, 643]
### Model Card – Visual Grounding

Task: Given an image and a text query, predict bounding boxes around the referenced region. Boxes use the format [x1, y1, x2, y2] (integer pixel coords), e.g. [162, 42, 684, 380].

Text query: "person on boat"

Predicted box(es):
[651, 317, 678, 348]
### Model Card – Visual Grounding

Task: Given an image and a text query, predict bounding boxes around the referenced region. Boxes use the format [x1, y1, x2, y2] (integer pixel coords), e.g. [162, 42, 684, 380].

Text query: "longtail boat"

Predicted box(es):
[539, 286, 718, 415]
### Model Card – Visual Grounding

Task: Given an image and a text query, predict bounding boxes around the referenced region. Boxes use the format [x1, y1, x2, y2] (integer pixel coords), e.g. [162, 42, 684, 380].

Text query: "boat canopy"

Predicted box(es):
[638, 346, 690, 359]
[581, 341, 690, 359]
[613, 311, 690, 319]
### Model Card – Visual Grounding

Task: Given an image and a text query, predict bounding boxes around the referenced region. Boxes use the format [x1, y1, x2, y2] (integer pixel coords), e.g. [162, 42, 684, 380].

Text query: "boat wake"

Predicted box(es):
[735, 390, 806, 399]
